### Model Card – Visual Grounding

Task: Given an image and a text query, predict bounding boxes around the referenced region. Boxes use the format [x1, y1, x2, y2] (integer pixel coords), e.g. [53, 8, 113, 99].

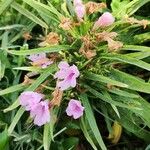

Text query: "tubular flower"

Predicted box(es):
[66, 99, 84, 119]
[54, 61, 80, 91]
[75, 4, 86, 20]
[93, 12, 115, 29]
[19, 91, 44, 111]
[73, 0, 85, 20]
[30, 101, 50, 126]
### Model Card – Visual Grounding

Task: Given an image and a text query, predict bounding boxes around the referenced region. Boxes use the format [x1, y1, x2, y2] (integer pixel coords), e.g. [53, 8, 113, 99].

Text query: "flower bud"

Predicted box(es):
[75, 4, 86, 20]
[93, 12, 115, 29]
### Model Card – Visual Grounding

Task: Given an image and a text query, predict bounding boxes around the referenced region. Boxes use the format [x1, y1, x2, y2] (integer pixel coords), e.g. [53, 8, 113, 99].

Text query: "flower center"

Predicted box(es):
[68, 72, 75, 80]
[74, 105, 80, 112]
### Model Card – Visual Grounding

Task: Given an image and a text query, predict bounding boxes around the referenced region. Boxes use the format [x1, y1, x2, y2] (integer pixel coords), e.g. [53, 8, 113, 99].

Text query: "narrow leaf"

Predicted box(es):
[85, 72, 128, 88]
[110, 69, 150, 94]
[80, 94, 107, 150]
[0, 0, 14, 15]
[43, 123, 51, 150]
[0, 127, 9, 150]
[11, 2, 48, 28]
[7, 45, 72, 56]
[102, 54, 150, 71]
[0, 84, 27, 96]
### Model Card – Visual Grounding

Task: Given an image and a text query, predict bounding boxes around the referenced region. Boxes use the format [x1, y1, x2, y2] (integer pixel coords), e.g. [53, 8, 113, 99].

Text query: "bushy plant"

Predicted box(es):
[0, 0, 150, 149]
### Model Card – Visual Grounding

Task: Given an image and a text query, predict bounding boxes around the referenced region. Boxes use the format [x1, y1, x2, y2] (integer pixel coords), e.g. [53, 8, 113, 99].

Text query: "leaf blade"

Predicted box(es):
[80, 94, 107, 150]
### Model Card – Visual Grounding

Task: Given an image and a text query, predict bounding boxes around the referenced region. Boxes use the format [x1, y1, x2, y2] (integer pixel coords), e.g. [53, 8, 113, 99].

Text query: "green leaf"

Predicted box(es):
[134, 32, 150, 44]
[85, 72, 128, 88]
[117, 109, 150, 142]
[80, 117, 98, 150]
[43, 123, 51, 150]
[8, 107, 24, 135]
[47, 1, 63, 19]
[80, 94, 107, 150]
[110, 69, 150, 94]
[102, 54, 150, 71]
[0, 0, 14, 15]
[126, 0, 150, 16]
[85, 85, 141, 109]
[108, 88, 139, 98]
[0, 84, 27, 96]
[11, 2, 48, 29]
[0, 60, 5, 80]
[125, 51, 150, 59]
[0, 128, 8, 150]
[111, 0, 129, 18]
[3, 99, 20, 113]
[62, 137, 79, 150]
[13, 66, 41, 72]
[7, 45, 72, 56]
[145, 145, 150, 150]
[23, 0, 59, 23]
[111, 0, 150, 18]
[122, 45, 150, 52]
[0, 24, 24, 30]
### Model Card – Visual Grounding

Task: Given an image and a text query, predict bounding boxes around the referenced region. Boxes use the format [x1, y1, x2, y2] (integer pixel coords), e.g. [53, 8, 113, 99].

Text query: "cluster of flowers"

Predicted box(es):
[19, 61, 84, 126]
[73, 0, 115, 28]
[19, 91, 50, 126]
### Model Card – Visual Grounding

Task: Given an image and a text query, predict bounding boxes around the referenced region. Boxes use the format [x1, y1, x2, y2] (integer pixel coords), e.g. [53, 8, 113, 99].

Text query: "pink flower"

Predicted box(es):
[19, 91, 50, 126]
[73, 0, 85, 20]
[19, 91, 44, 111]
[54, 61, 80, 91]
[30, 101, 50, 126]
[93, 12, 115, 29]
[75, 4, 86, 20]
[66, 99, 84, 119]
[28, 53, 46, 62]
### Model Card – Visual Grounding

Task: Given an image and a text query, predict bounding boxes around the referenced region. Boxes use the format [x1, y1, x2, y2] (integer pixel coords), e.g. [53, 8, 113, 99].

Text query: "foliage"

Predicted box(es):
[0, 0, 150, 149]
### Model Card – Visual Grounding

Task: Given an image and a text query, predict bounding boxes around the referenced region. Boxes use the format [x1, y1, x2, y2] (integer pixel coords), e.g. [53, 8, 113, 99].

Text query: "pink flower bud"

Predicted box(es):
[75, 4, 86, 20]
[93, 12, 115, 29]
